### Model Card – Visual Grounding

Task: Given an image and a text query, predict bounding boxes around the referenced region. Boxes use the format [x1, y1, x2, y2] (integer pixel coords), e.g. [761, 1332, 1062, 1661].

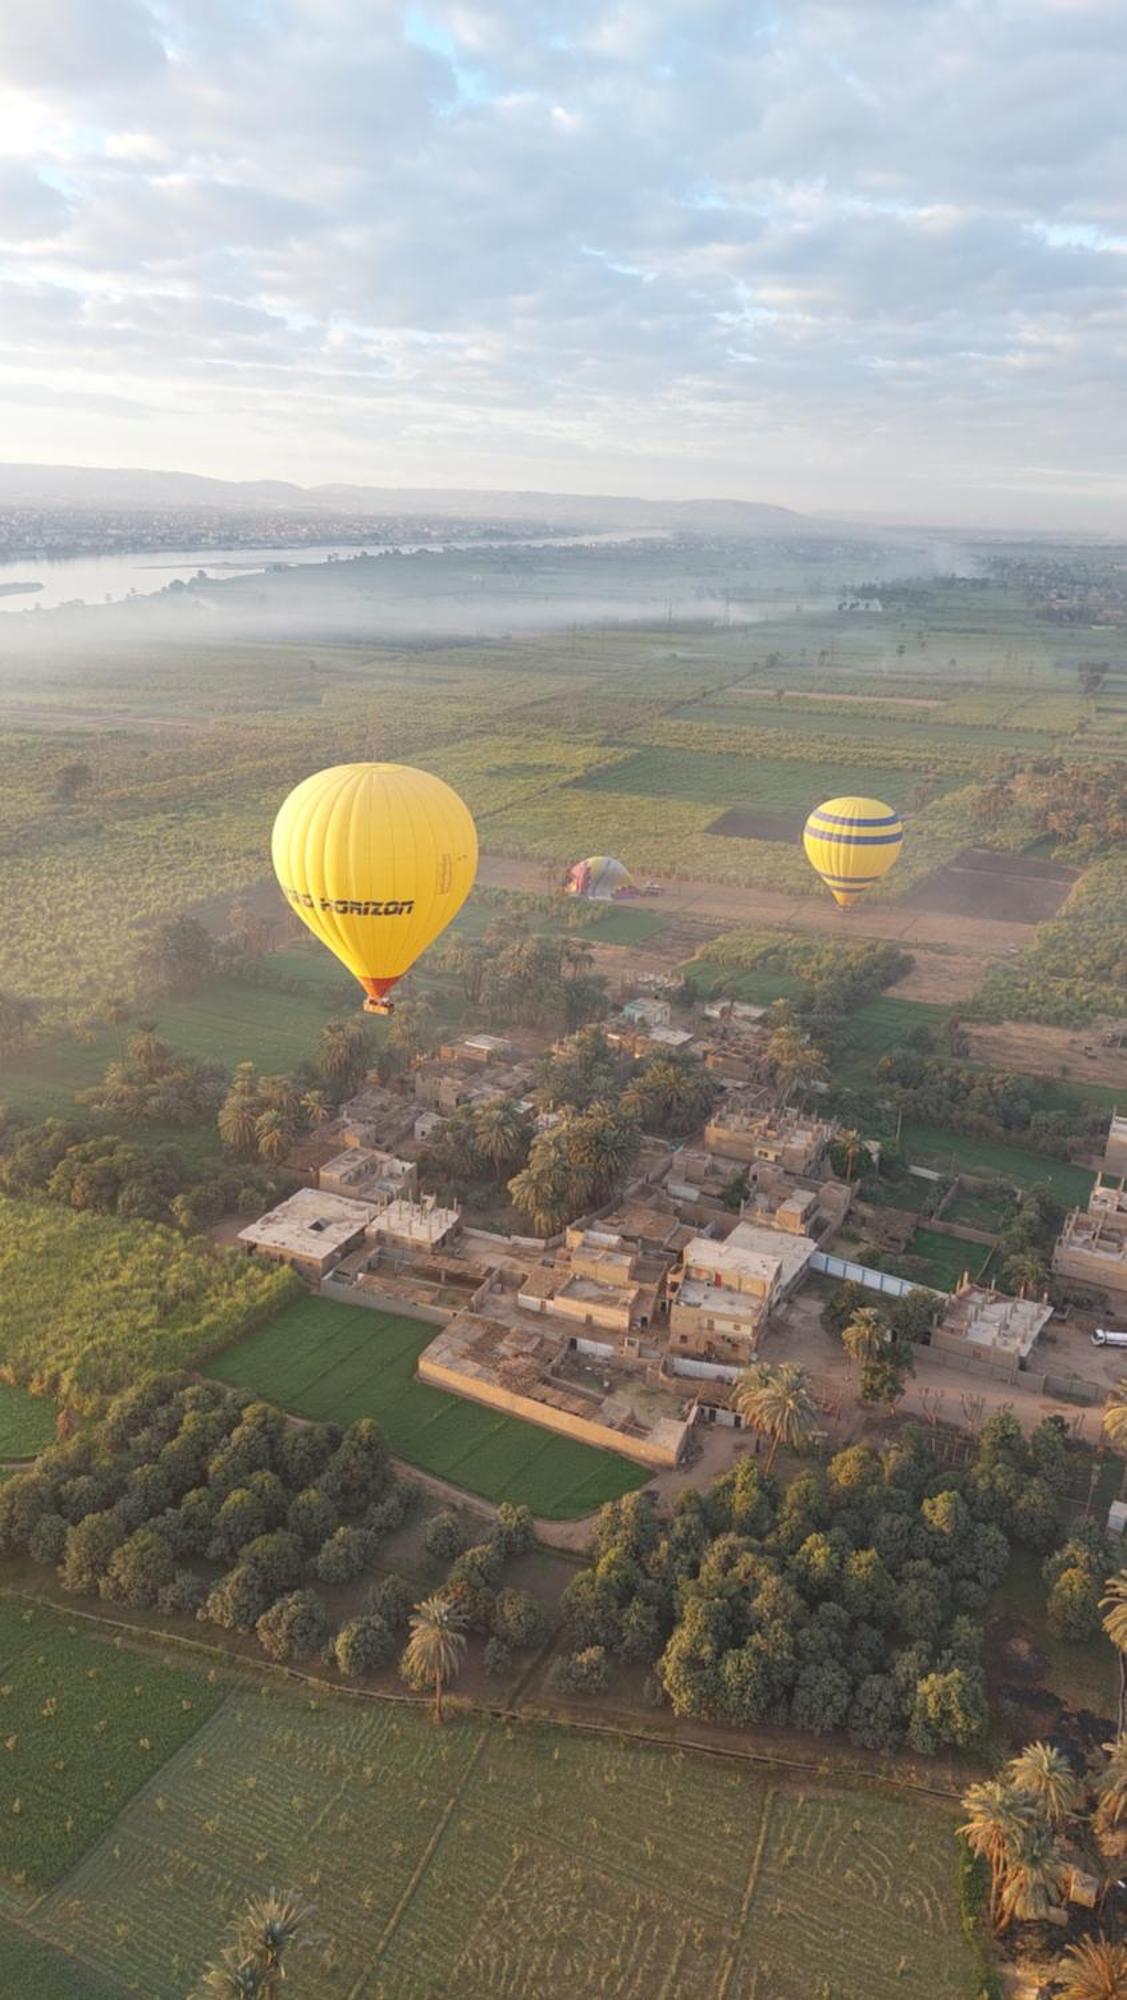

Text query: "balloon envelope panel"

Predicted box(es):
[802, 795, 903, 908]
[566, 854, 632, 899]
[271, 762, 477, 1003]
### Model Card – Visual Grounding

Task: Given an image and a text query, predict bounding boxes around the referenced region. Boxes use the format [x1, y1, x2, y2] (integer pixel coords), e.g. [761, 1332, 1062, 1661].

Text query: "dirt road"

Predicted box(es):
[477, 851, 1030, 999]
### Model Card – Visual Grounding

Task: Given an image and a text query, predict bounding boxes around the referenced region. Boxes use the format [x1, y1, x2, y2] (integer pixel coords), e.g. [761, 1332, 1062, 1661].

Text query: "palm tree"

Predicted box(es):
[509, 1135, 575, 1237]
[1059, 1937, 1127, 2000]
[1093, 1739, 1127, 1861]
[1006, 1741, 1078, 1829]
[1004, 1249, 1048, 1295]
[1101, 1572, 1127, 1735]
[474, 1099, 529, 1177]
[318, 1018, 367, 1086]
[841, 1307, 886, 1369]
[1103, 1382, 1127, 1457]
[193, 1890, 312, 1999]
[731, 1363, 817, 1474]
[233, 1891, 313, 1993]
[127, 1024, 172, 1081]
[194, 1954, 264, 1998]
[301, 1089, 333, 1128]
[255, 1110, 294, 1165]
[404, 1594, 467, 1724]
[958, 1780, 1040, 1930]
[219, 1092, 260, 1155]
[994, 1816, 1065, 1931]
[766, 1024, 825, 1103]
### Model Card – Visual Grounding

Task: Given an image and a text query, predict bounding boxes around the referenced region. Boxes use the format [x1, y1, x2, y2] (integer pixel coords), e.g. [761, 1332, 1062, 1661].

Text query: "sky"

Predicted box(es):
[0, 0, 1124, 527]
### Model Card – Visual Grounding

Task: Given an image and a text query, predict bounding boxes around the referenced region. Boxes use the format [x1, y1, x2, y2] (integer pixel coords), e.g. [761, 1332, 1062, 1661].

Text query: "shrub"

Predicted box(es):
[315, 1525, 371, 1585]
[549, 1646, 609, 1695]
[100, 1526, 176, 1606]
[60, 1510, 126, 1593]
[493, 1502, 535, 1559]
[241, 1530, 304, 1594]
[0, 1472, 60, 1551]
[492, 1588, 549, 1652]
[157, 1569, 210, 1618]
[277, 1423, 341, 1492]
[320, 1418, 389, 1515]
[365, 1481, 419, 1540]
[175, 1485, 218, 1555]
[483, 1636, 512, 1678]
[287, 1485, 340, 1551]
[366, 1573, 413, 1629]
[424, 1510, 466, 1563]
[331, 1613, 396, 1678]
[255, 1589, 331, 1663]
[27, 1512, 69, 1566]
[203, 1562, 274, 1633]
[1047, 1564, 1102, 1642]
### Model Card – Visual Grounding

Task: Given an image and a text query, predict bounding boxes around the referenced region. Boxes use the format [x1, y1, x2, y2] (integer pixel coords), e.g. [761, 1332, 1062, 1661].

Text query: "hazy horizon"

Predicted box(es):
[1, 0, 1124, 532]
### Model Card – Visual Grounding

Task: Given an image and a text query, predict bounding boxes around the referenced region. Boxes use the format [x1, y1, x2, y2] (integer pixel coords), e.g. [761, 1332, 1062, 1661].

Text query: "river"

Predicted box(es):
[0, 529, 670, 615]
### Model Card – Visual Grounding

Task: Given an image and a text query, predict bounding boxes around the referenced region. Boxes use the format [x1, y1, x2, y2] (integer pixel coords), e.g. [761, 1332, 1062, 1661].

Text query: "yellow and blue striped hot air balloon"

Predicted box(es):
[802, 796, 903, 908]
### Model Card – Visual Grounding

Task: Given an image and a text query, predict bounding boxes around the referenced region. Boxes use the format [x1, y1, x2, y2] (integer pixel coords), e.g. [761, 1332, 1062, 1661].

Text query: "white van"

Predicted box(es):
[1092, 1328, 1127, 1348]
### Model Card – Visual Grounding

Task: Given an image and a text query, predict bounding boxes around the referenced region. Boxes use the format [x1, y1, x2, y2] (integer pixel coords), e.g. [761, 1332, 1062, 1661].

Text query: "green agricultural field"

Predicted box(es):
[0, 1196, 296, 1410]
[684, 958, 808, 1005]
[0, 1385, 58, 1461]
[1, 973, 353, 1128]
[0, 1597, 222, 1892]
[902, 1227, 985, 1293]
[0, 1918, 122, 2000]
[900, 1125, 1095, 1206]
[209, 1296, 648, 1518]
[580, 904, 669, 945]
[572, 745, 926, 813]
[844, 997, 953, 1056]
[18, 1676, 975, 2000]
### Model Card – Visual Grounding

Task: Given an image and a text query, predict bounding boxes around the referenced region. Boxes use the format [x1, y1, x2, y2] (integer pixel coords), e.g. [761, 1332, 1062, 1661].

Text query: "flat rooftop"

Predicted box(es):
[239, 1188, 377, 1259]
[684, 1219, 817, 1293]
[676, 1278, 768, 1323]
[939, 1285, 1053, 1359]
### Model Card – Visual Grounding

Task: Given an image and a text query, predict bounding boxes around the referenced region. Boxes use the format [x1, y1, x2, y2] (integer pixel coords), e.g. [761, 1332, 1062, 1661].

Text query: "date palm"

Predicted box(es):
[732, 1362, 817, 1474]
[194, 1955, 264, 1999]
[219, 1093, 259, 1155]
[474, 1098, 529, 1176]
[234, 1891, 314, 1990]
[255, 1110, 294, 1165]
[958, 1779, 1040, 1930]
[318, 1018, 367, 1085]
[1059, 1937, 1127, 2000]
[301, 1089, 333, 1128]
[404, 1593, 467, 1725]
[994, 1816, 1065, 1931]
[841, 1307, 886, 1369]
[1101, 1572, 1127, 1735]
[1006, 1740, 1079, 1829]
[1093, 1738, 1127, 1860]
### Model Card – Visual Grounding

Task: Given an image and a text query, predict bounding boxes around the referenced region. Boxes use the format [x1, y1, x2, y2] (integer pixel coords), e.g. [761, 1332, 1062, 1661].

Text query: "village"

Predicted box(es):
[233, 981, 1127, 1494]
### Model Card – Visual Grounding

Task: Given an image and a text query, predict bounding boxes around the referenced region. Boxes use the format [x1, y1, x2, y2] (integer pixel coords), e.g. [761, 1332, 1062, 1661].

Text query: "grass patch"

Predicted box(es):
[572, 745, 922, 813]
[20, 1679, 975, 2000]
[0, 1387, 58, 1462]
[579, 905, 669, 946]
[902, 1227, 983, 1292]
[684, 958, 807, 1006]
[0, 1596, 222, 1891]
[209, 1296, 648, 1518]
[0, 1918, 121, 1999]
[901, 1125, 1095, 1206]
[993, 1551, 1118, 1719]
[1, 974, 349, 1128]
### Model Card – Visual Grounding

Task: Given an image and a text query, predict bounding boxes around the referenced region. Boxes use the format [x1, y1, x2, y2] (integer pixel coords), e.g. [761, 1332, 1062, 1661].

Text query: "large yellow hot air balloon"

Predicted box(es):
[271, 763, 477, 1013]
[802, 795, 903, 908]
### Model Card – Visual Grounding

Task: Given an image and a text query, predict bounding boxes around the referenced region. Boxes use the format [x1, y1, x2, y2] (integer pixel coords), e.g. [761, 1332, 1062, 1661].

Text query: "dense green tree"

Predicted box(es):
[332, 1614, 396, 1678]
[255, 1590, 331, 1663]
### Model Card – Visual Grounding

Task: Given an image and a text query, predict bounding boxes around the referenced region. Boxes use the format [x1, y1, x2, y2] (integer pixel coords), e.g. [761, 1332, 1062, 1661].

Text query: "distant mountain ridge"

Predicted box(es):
[0, 462, 810, 535]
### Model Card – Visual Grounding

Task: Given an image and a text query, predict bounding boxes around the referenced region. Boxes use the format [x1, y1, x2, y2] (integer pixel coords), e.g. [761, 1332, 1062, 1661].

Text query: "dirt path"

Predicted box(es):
[477, 852, 1029, 979]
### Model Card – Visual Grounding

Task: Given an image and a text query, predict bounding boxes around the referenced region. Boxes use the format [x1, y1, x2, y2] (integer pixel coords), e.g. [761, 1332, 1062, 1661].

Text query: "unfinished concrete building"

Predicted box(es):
[933, 1280, 1054, 1382]
[703, 1100, 836, 1175]
[1053, 1177, 1127, 1308]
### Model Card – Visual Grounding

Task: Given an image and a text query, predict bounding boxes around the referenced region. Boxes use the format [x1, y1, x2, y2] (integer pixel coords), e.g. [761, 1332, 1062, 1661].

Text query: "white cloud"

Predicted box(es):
[0, 0, 1122, 522]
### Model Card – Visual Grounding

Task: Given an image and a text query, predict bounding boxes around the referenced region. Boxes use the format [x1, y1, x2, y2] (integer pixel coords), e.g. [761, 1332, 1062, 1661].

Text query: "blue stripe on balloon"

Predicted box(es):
[808, 810, 902, 828]
[807, 829, 903, 846]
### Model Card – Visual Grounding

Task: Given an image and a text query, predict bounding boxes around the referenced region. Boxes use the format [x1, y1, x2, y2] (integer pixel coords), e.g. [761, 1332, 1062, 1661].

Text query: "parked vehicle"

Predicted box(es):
[1092, 1328, 1127, 1347]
